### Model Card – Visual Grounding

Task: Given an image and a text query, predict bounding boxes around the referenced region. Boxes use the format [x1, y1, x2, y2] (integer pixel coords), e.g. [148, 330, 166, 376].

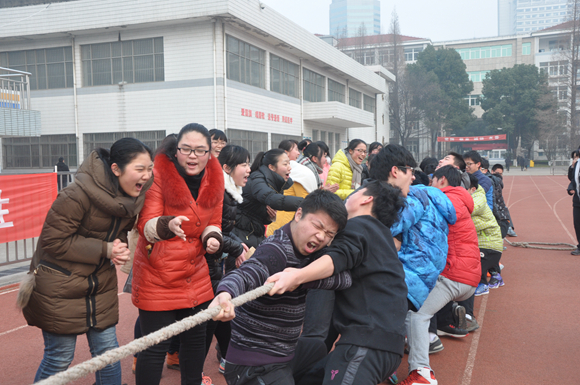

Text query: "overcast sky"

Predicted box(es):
[260, 0, 498, 42]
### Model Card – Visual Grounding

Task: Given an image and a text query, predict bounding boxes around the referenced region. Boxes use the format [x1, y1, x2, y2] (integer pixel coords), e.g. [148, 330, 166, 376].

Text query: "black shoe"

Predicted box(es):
[429, 335, 444, 354]
[466, 316, 480, 332]
[571, 248, 580, 255]
[452, 303, 467, 330]
[437, 324, 469, 338]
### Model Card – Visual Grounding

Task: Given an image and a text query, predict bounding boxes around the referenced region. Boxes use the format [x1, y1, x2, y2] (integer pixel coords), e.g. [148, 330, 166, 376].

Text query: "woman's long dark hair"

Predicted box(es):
[346, 139, 366, 152]
[219, 145, 250, 173]
[250, 148, 286, 173]
[96, 137, 153, 189]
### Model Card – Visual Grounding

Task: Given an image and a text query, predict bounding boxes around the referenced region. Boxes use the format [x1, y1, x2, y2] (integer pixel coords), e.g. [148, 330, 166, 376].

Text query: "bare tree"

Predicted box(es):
[388, 9, 409, 146]
[536, 83, 568, 160]
[568, 0, 580, 145]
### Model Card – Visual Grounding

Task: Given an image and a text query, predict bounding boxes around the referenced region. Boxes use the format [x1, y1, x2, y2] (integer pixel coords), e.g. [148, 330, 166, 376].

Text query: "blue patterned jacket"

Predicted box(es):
[391, 185, 457, 310]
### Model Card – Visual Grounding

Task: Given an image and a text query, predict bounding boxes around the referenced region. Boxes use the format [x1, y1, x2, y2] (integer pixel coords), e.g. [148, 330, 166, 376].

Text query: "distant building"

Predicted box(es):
[329, 0, 380, 38]
[498, 0, 571, 36]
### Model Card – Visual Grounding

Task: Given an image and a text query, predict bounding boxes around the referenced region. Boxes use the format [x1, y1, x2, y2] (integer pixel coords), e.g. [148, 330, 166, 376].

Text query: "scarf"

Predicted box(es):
[296, 154, 323, 188]
[223, 169, 244, 204]
[345, 150, 363, 189]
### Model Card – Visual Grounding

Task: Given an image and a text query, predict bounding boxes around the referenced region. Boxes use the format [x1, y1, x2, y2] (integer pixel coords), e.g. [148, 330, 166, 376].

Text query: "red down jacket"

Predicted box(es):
[439, 186, 481, 287]
[132, 153, 224, 311]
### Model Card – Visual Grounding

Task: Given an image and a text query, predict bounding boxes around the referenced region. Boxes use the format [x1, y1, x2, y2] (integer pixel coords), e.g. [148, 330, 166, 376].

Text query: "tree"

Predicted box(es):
[536, 83, 568, 161]
[481, 64, 548, 157]
[410, 45, 475, 156]
[568, 0, 580, 144]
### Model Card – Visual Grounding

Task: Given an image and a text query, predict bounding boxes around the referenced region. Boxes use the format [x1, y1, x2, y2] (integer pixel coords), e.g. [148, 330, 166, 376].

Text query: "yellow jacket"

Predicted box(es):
[266, 161, 318, 236]
[326, 149, 354, 200]
[266, 181, 309, 236]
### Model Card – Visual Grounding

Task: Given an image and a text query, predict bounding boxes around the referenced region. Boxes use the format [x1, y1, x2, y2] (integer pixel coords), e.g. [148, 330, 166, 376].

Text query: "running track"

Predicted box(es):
[0, 175, 578, 384]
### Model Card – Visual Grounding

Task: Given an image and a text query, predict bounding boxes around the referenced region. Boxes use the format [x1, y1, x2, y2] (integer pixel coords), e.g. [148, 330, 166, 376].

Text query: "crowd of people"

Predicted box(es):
[16, 124, 518, 385]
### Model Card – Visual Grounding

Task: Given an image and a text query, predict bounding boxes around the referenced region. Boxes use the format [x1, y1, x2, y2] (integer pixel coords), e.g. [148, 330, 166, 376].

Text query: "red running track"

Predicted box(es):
[0, 175, 578, 385]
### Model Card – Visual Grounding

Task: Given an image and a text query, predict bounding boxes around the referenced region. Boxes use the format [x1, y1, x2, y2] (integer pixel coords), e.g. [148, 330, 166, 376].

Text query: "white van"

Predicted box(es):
[480, 149, 506, 167]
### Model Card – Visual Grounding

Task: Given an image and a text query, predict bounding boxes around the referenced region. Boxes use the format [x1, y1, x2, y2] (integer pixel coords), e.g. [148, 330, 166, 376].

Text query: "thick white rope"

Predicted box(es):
[505, 238, 576, 251]
[35, 282, 275, 385]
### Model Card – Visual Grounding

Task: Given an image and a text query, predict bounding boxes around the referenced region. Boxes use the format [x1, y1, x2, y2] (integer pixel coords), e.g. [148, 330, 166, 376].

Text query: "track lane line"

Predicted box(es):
[0, 324, 27, 337]
[461, 295, 489, 385]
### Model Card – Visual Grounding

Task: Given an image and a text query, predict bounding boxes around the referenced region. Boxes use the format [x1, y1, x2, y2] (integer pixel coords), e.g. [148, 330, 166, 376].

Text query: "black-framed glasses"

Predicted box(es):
[398, 166, 416, 175]
[177, 147, 209, 157]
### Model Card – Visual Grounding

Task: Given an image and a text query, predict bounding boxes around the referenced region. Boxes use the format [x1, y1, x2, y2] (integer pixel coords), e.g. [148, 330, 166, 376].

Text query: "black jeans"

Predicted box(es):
[302, 289, 338, 352]
[297, 345, 401, 385]
[136, 303, 209, 385]
[223, 337, 327, 385]
[480, 248, 502, 279]
[573, 200, 580, 248]
[205, 319, 231, 358]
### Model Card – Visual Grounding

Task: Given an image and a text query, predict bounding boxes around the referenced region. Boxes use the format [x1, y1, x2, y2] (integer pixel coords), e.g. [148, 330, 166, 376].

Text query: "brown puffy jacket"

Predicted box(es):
[21, 151, 153, 334]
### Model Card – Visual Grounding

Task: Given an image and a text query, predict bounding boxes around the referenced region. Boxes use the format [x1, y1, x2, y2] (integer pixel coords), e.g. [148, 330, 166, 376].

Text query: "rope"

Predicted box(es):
[35, 282, 275, 385]
[505, 238, 576, 251]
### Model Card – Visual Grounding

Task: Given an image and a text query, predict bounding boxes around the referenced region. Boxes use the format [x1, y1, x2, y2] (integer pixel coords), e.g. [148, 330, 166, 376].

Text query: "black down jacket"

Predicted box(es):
[233, 165, 303, 248]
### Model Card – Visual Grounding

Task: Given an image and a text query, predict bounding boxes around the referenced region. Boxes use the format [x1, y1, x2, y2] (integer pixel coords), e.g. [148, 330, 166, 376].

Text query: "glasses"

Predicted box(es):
[212, 140, 227, 147]
[354, 149, 367, 154]
[465, 162, 475, 166]
[177, 147, 209, 157]
[398, 166, 415, 175]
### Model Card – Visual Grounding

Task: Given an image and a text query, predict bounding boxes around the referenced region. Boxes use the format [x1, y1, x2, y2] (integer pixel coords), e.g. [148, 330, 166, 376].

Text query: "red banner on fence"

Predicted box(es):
[0, 173, 57, 243]
[437, 134, 507, 142]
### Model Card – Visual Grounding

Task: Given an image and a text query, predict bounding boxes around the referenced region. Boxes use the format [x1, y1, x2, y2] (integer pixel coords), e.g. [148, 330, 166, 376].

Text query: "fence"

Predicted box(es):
[0, 66, 31, 110]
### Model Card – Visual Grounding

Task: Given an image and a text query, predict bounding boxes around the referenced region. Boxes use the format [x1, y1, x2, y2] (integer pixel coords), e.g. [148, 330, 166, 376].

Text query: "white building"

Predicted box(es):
[498, 0, 571, 36]
[0, 0, 391, 171]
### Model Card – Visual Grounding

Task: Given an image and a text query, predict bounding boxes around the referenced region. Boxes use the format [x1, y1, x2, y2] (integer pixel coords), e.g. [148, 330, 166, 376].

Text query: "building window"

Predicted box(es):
[227, 128, 268, 160]
[540, 61, 568, 77]
[363, 94, 375, 113]
[349, 88, 361, 108]
[0, 47, 73, 90]
[522, 42, 531, 55]
[270, 54, 299, 98]
[456, 44, 512, 60]
[271, 133, 302, 149]
[464, 94, 481, 106]
[404, 48, 423, 62]
[334, 132, 341, 156]
[2, 134, 77, 169]
[467, 71, 490, 82]
[81, 38, 164, 86]
[303, 68, 325, 102]
[312, 129, 319, 142]
[226, 35, 265, 89]
[83, 130, 166, 160]
[328, 79, 345, 103]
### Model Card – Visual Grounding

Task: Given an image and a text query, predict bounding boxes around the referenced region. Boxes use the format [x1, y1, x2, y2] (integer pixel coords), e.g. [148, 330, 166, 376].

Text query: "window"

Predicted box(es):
[349, 88, 361, 108]
[2, 134, 77, 169]
[334, 132, 341, 156]
[0, 47, 73, 90]
[404, 48, 423, 62]
[328, 79, 345, 103]
[271, 133, 302, 149]
[83, 131, 165, 159]
[81, 38, 164, 86]
[464, 94, 481, 106]
[540, 61, 568, 77]
[522, 42, 531, 55]
[455, 45, 512, 61]
[226, 128, 268, 160]
[467, 71, 490, 82]
[363, 94, 375, 113]
[226, 35, 265, 89]
[270, 54, 299, 98]
[303, 68, 325, 102]
[312, 129, 319, 142]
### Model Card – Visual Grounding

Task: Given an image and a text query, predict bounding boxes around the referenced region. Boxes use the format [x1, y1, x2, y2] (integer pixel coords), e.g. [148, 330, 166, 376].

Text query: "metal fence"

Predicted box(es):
[0, 66, 31, 110]
[1, 237, 36, 266]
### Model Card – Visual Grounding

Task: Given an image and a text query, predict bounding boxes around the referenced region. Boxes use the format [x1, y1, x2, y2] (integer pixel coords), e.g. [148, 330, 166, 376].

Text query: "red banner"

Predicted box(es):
[437, 134, 506, 142]
[0, 173, 57, 243]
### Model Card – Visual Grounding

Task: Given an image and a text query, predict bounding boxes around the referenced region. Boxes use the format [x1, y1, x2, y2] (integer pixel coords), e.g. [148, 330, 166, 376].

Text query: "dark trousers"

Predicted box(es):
[205, 319, 231, 358]
[574, 203, 580, 249]
[136, 303, 209, 385]
[223, 337, 327, 385]
[480, 248, 502, 280]
[297, 345, 401, 385]
[302, 289, 337, 353]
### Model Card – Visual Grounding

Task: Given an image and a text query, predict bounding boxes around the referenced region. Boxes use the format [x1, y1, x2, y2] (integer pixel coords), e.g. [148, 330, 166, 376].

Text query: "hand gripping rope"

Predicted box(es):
[505, 238, 576, 251]
[34, 282, 275, 385]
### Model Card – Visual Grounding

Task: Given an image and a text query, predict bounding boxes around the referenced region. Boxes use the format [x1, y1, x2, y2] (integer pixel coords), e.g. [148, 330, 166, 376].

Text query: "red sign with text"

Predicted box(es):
[437, 134, 506, 142]
[241, 108, 293, 124]
[0, 173, 57, 243]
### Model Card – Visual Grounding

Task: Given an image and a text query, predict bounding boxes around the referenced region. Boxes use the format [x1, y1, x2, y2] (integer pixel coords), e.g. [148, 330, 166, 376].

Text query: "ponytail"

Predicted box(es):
[250, 148, 286, 173]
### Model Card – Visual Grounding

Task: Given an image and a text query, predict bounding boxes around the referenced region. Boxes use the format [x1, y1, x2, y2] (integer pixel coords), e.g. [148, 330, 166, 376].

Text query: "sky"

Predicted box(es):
[260, 0, 499, 42]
